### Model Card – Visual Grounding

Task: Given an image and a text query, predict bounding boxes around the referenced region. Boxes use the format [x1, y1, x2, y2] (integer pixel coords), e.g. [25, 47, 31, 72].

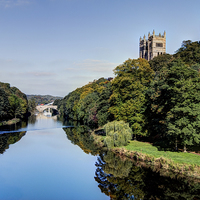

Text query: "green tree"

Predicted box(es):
[149, 53, 173, 72]
[0, 82, 28, 122]
[166, 60, 200, 152]
[58, 77, 113, 127]
[174, 40, 200, 66]
[109, 58, 154, 138]
[0, 88, 11, 121]
[8, 94, 20, 118]
[77, 92, 99, 126]
[145, 59, 200, 151]
[144, 66, 171, 143]
[96, 83, 113, 127]
[103, 120, 133, 149]
[28, 98, 36, 113]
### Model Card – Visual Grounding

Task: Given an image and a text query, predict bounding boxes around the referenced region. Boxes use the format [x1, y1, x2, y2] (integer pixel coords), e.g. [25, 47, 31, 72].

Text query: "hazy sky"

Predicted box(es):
[0, 0, 199, 97]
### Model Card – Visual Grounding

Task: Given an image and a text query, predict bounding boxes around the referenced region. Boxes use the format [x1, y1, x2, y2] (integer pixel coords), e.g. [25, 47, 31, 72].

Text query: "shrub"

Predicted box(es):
[103, 120, 133, 149]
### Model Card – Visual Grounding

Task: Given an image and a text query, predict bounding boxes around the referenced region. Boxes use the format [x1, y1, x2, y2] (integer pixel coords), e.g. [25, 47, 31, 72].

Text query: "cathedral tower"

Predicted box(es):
[139, 30, 166, 61]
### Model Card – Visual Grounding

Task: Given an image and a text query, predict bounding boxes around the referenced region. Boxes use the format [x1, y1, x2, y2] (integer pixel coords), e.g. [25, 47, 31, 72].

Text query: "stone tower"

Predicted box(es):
[139, 30, 166, 61]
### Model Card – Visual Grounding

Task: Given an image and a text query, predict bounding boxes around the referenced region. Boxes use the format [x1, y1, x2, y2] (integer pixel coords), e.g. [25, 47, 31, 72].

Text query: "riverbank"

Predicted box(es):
[0, 118, 21, 126]
[92, 132, 200, 180]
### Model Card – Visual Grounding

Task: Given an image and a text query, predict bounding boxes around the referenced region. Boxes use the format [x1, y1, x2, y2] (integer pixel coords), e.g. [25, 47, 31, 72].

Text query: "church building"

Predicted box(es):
[139, 30, 166, 61]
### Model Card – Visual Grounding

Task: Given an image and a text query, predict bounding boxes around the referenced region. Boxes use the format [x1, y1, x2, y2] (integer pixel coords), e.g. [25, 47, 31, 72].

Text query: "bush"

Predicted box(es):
[103, 120, 133, 149]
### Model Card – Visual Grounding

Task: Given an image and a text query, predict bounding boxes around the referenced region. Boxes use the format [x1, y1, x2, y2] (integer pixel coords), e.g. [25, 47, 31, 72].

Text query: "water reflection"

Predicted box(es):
[35, 113, 58, 121]
[95, 151, 200, 200]
[0, 113, 61, 154]
[63, 125, 100, 156]
[0, 120, 28, 132]
[95, 151, 145, 200]
[63, 126, 200, 200]
[0, 131, 26, 154]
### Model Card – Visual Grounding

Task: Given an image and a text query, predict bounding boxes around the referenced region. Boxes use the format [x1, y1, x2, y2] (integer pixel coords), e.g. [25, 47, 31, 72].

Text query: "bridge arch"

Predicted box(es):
[36, 105, 58, 113]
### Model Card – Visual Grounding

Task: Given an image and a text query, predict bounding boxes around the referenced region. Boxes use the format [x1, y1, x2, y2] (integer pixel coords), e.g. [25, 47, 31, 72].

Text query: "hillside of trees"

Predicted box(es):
[57, 40, 200, 152]
[0, 82, 28, 123]
[27, 94, 63, 105]
[54, 77, 113, 127]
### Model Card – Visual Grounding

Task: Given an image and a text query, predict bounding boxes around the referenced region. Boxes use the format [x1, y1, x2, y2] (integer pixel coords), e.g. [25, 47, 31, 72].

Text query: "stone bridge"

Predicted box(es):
[36, 105, 58, 113]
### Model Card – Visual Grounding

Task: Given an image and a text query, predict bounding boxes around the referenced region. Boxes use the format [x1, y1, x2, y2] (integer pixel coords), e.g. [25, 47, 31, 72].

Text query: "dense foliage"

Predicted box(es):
[27, 94, 62, 105]
[109, 58, 154, 139]
[28, 98, 37, 113]
[58, 40, 200, 151]
[145, 41, 200, 151]
[103, 120, 133, 149]
[0, 82, 28, 122]
[56, 77, 113, 128]
[174, 40, 200, 67]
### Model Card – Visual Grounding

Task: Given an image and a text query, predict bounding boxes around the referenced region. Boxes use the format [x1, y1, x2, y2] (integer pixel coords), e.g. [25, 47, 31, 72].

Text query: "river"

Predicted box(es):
[0, 114, 200, 200]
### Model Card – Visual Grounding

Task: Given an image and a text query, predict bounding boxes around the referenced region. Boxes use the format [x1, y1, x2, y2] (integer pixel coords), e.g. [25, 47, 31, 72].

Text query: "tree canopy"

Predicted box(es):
[57, 77, 113, 128]
[0, 82, 28, 122]
[174, 40, 200, 67]
[103, 120, 133, 149]
[109, 58, 154, 138]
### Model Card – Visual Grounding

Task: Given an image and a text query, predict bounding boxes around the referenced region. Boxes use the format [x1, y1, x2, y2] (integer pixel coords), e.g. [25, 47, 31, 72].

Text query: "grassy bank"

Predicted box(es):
[0, 118, 20, 126]
[125, 140, 200, 166]
[92, 133, 200, 179]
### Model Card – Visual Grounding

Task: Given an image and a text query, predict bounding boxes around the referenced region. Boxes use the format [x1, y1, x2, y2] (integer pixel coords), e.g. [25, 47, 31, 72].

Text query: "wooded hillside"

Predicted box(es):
[0, 82, 28, 122]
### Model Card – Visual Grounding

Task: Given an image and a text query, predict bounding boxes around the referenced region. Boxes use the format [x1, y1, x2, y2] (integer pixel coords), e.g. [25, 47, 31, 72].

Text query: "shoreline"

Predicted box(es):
[91, 132, 200, 180]
[0, 118, 21, 127]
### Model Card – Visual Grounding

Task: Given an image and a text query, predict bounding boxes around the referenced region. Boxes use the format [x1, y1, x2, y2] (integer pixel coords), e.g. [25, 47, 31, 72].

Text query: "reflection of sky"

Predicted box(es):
[0, 114, 67, 134]
[0, 118, 108, 200]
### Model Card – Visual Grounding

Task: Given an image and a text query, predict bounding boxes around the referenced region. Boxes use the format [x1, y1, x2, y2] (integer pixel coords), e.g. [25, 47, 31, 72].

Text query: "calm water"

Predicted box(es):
[0, 114, 200, 200]
[0, 114, 108, 200]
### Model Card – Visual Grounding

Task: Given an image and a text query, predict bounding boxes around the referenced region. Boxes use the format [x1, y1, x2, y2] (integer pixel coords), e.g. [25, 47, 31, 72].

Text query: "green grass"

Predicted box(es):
[124, 140, 200, 166]
[0, 118, 20, 126]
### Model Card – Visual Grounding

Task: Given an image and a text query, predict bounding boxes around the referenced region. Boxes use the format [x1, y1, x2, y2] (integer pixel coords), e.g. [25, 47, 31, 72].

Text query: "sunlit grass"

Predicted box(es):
[124, 140, 200, 166]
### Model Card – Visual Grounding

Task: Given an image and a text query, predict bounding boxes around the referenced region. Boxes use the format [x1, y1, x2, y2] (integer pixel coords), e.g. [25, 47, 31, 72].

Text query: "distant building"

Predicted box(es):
[139, 30, 166, 61]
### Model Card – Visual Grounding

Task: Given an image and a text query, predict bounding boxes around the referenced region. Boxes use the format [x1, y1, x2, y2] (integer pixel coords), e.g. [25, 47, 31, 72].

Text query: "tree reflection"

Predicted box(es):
[63, 125, 200, 199]
[63, 125, 100, 156]
[28, 114, 37, 124]
[95, 151, 145, 200]
[95, 151, 200, 200]
[0, 131, 26, 154]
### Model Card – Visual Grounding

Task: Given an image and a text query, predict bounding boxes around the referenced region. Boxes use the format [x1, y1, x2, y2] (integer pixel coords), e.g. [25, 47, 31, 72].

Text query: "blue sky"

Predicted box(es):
[0, 0, 199, 97]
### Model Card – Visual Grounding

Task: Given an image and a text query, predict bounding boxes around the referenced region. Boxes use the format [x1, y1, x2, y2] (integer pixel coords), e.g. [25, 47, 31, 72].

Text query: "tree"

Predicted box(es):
[149, 53, 173, 72]
[174, 40, 200, 66]
[144, 66, 171, 143]
[58, 77, 113, 127]
[96, 83, 113, 127]
[145, 59, 200, 151]
[103, 120, 133, 149]
[165, 60, 200, 152]
[0, 88, 11, 121]
[28, 98, 36, 113]
[8, 94, 20, 118]
[109, 58, 154, 138]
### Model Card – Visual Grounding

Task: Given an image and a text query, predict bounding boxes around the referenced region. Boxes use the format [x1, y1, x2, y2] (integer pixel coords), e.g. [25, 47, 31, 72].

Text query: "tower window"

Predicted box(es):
[156, 43, 163, 47]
